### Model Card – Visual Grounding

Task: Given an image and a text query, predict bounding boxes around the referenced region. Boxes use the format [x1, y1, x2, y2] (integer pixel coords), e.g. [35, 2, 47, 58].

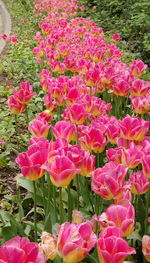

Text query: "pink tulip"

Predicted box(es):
[7, 95, 26, 114]
[57, 222, 97, 263]
[130, 79, 150, 96]
[43, 156, 80, 187]
[44, 93, 55, 111]
[112, 33, 121, 42]
[121, 147, 141, 169]
[28, 118, 50, 138]
[51, 121, 76, 143]
[130, 59, 147, 77]
[142, 235, 150, 262]
[13, 82, 35, 104]
[106, 123, 120, 144]
[0, 236, 46, 263]
[130, 95, 150, 115]
[39, 232, 57, 260]
[68, 103, 87, 125]
[36, 110, 53, 122]
[72, 210, 85, 224]
[142, 154, 150, 178]
[119, 115, 149, 141]
[104, 201, 135, 237]
[92, 162, 128, 200]
[129, 171, 149, 194]
[79, 151, 95, 177]
[79, 127, 108, 153]
[16, 137, 49, 181]
[97, 227, 136, 263]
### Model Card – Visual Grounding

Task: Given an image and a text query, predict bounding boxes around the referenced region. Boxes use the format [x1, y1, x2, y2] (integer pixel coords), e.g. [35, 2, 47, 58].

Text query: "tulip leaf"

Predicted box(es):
[127, 230, 142, 241]
[136, 196, 146, 235]
[16, 176, 34, 193]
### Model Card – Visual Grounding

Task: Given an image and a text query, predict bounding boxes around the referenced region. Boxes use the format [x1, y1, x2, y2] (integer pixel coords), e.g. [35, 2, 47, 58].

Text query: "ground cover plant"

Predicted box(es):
[0, 0, 150, 262]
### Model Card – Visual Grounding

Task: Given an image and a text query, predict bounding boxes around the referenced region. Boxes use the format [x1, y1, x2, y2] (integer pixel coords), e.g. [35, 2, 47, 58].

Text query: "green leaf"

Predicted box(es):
[17, 176, 34, 193]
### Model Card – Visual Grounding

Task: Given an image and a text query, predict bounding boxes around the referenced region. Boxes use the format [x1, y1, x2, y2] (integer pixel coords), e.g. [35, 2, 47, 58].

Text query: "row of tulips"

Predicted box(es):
[1, 0, 150, 262]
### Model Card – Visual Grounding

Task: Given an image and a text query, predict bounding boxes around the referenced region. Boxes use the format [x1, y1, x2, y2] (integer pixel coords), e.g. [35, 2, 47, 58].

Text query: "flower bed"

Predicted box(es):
[0, 0, 150, 262]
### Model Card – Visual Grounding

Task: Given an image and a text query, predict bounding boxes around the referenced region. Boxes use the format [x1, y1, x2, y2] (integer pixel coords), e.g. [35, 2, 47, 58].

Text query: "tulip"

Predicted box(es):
[72, 210, 85, 224]
[68, 103, 87, 125]
[92, 162, 128, 200]
[112, 33, 121, 42]
[13, 82, 35, 104]
[121, 147, 141, 169]
[142, 235, 150, 262]
[130, 95, 150, 115]
[44, 93, 55, 111]
[119, 115, 149, 141]
[142, 154, 150, 178]
[79, 151, 96, 177]
[105, 201, 135, 237]
[43, 156, 80, 187]
[0, 236, 46, 263]
[106, 123, 120, 144]
[51, 121, 77, 143]
[130, 59, 147, 77]
[79, 127, 108, 153]
[57, 222, 97, 263]
[7, 95, 26, 114]
[28, 118, 50, 138]
[36, 110, 53, 122]
[130, 79, 150, 96]
[39, 232, 57, 260]
[16, 137, 49, 181]
[97, 227, 136, 263]
[129, 171, 150, 194]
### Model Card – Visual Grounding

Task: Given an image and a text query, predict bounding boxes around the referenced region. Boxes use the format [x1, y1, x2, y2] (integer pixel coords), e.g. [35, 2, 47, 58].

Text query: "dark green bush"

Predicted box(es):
[82, 0, 150, 67]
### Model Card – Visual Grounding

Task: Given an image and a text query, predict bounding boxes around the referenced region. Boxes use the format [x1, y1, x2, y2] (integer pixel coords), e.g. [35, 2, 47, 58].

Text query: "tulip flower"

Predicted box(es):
[72, 210, 85, 224]
[68, 103, 87, 125]
[120, 147, 141, 169]
[129, 171, 150, 194]
[28, 118, 50, 138]
[130, 79, 150, 96]
[142, 235, 150, 262]
[43, 156, 80, 187]
[51, 121, 77, 143]
[0, 236, 46, 263]
[39, 232, 57, 260]
[79, 127, 108, 153]
[130, 59, 147, 77]
[105, 201, 135, 237]
[57, 222, 97, 263]
[97, 227, 136, 263]
[13, 82, 35, 104]
[16, 137, 49, 181]
[142, 154, 150, 178]
[119, 115, 149, 141]
[112, 33, 121, 42]
[92, 162, 128, 200]
[7, 95, 26, 114]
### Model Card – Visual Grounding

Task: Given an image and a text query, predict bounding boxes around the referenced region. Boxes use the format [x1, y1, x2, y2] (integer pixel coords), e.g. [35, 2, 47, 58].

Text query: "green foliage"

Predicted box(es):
[81, 0, 150, 67]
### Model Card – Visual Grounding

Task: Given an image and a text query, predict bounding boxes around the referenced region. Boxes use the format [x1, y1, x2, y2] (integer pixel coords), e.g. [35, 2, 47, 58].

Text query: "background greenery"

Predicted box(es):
[80, 0, 150, 68]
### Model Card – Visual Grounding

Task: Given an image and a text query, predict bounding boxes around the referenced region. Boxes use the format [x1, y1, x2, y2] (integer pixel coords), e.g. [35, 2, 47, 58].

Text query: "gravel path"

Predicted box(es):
[0, 0, 11, 54]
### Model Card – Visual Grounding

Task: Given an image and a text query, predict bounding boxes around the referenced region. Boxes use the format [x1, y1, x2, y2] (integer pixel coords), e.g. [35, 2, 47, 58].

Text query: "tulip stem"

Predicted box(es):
[53, 185, 58, 222]
[85, 177, 94, 213]
[33, 181, 38, 242]
[41, 176, 46, 216]
[145, 183, 150, 234]
[26, 106, 29, 125]
[68, 184, 72, 222]
[76, 174, 80, 210]
[59, 187, 63, 223]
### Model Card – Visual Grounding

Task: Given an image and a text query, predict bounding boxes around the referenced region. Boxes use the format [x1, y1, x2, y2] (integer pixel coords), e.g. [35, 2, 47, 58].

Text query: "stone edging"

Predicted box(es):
[0, 0, 11, 54]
